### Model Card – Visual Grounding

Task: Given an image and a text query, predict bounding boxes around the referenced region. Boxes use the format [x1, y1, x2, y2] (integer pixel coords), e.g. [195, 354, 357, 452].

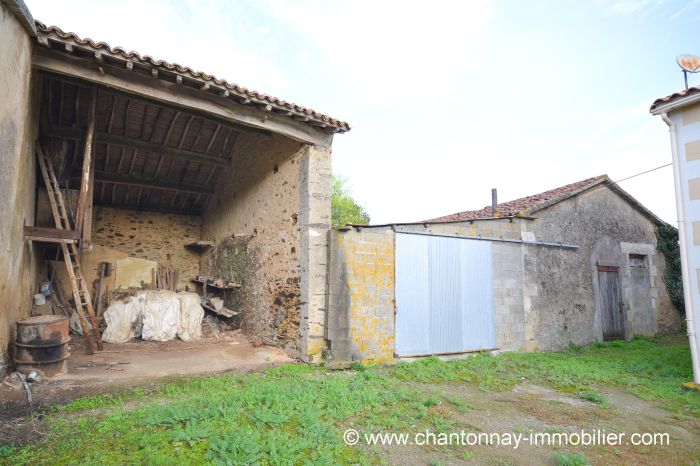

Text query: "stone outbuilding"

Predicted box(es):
[0, 0, 348, 376]
[327, 175, 681, 363]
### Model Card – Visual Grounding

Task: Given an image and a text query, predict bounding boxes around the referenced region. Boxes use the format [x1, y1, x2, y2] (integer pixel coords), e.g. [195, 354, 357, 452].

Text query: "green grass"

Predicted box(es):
[576, 388, 607, 405]
[395, 336, 700, 415]
[3, 336, 698, 465]
[553, 451, 591, 466]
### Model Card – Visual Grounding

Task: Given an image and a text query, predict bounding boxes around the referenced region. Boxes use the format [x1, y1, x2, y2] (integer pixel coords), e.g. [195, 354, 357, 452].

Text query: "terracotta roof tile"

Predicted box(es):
[650, 85, 700, 113]
[425, 176, 607, 223]
[34, 21, 350, 133]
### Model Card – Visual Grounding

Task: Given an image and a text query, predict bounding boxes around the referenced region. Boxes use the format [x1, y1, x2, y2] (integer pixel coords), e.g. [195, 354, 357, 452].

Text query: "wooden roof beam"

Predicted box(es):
[33, 52, 332, 145]
[90, 171, 214, 195]
[43, 124, 231, 167]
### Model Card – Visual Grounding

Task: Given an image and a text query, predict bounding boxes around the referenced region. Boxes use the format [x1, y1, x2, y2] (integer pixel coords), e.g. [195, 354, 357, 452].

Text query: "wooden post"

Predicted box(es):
[75, 86, 96, 250]
[82, 144, 96, 249]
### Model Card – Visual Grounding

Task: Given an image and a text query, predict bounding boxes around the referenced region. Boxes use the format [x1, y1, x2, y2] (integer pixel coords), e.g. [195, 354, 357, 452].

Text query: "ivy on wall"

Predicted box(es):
[656, 223, 684, 315]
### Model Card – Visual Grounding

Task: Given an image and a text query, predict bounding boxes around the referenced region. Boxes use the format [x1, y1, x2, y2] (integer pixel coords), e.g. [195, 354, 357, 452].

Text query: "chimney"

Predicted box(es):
[491, 188, 497, 215]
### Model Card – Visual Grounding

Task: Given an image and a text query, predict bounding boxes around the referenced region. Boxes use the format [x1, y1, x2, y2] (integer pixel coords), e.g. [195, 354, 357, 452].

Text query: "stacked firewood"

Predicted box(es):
[156, 266, 178, 291]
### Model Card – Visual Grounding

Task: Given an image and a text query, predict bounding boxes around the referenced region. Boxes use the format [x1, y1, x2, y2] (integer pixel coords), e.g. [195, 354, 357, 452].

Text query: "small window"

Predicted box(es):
[629, 254, 647, 268]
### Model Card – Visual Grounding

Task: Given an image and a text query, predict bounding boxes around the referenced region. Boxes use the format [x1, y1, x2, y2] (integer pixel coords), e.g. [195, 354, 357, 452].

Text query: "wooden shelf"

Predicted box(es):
[191, 276, 241, 289]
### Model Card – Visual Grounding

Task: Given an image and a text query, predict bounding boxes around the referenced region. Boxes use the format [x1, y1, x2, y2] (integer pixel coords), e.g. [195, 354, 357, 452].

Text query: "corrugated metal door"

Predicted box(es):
[395, 233, 495, 356]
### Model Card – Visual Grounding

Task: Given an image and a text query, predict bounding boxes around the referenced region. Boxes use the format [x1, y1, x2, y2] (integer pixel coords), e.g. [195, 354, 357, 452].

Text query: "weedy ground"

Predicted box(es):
[1, 335, 699, 465]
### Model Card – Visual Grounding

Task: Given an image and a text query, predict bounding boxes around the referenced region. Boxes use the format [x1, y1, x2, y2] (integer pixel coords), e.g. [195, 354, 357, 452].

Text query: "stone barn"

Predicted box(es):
[0, 0, 348, 377]
[327, 175, 681, 363]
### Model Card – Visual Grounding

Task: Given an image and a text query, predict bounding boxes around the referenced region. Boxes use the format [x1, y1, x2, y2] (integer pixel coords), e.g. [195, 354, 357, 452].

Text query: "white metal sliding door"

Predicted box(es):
[395, 233, 495, 357]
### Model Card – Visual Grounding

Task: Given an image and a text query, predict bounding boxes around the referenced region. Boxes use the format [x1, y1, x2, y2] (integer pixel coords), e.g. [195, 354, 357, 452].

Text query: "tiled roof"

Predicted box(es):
[34, 22, 350, 133]
[650, 85, 700, 113]
[425, 176, 608, 223]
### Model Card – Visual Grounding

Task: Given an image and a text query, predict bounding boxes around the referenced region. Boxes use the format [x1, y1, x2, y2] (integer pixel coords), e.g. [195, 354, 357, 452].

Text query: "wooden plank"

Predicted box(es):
[74, 87, 96, 246]
[43, 124, 231, 167]
[24, 225, 80, 241]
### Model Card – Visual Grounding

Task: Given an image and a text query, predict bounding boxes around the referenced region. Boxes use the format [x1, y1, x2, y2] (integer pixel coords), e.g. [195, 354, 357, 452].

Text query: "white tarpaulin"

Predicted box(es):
[101, 296, 142, 343]
[100, 290, 205, 343]
[139, 291, 180, 342]
[176, 292, 204, 341]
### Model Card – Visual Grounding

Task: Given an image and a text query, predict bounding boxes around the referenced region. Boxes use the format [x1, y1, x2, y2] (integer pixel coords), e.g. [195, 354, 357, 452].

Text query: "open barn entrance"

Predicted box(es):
[24, 70, 305, 374]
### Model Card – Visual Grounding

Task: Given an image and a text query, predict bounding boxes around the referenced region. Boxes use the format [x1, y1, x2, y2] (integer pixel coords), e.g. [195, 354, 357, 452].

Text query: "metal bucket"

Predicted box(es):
[14, 315, 70, 377]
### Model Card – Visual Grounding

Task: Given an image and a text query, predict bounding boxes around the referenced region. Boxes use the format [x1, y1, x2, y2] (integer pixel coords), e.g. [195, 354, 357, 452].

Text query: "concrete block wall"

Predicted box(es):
[493, 242, 526, 351]
[327, 227, 395, 364]
[398, 218, 522, 240]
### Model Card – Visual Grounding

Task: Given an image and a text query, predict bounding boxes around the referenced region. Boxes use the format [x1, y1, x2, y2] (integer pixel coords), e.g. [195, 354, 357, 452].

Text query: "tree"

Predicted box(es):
[656, 223, 684, 315]
[331, 176, 370, 227]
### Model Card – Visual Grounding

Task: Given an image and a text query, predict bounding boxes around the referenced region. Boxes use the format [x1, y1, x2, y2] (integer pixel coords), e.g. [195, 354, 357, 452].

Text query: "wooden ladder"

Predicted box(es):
[37, 145, 103, 354]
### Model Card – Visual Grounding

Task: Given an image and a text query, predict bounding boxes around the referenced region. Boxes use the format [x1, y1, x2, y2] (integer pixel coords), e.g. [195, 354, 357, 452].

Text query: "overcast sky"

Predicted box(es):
[26, 0, 700, 224]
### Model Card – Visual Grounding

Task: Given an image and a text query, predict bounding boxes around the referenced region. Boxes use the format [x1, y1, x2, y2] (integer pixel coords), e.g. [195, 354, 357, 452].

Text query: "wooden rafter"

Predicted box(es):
[106, 93, 117, 132]
[178, 115, 194, 149]
[88, 170, 214, 195]
[205, 123, 220, 155]
[44, 124, 230, 167]
[123, 98, 130, 137]
[162, 110, 180, 145]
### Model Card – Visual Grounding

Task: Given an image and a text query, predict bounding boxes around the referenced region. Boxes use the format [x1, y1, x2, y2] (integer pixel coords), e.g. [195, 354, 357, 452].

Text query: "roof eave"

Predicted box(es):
[650, 91, 700, 115]
[33, 23, 351, 136]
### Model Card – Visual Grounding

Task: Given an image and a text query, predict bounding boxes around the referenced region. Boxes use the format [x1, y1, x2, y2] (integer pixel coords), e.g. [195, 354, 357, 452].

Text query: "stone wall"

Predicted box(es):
[325, 189, 678, 362]
[298, 144, 333, 362]
[522, 186, 680, 351]
[90, 206, 201, 290]
[201, 133, 308, 358]
[327, 227, 395, 363]
[0, 3, 38, 376]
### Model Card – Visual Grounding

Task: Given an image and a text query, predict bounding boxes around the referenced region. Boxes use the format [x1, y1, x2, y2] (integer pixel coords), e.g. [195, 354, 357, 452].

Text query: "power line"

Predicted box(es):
[612, 163, 672, 185]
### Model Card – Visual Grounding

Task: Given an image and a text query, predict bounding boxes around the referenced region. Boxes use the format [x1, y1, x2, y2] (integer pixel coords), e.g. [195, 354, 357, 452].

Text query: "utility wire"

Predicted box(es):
[612, 163, 672, 185]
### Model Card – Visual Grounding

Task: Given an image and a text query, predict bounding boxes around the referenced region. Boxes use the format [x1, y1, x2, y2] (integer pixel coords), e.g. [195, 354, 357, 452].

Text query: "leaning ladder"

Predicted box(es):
[37, 146, 103, 354]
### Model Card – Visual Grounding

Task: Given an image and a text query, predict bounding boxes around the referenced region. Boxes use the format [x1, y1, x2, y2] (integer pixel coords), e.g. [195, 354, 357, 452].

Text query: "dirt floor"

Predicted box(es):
[0, 331, 292, 422]
[376, 383, 700, 465]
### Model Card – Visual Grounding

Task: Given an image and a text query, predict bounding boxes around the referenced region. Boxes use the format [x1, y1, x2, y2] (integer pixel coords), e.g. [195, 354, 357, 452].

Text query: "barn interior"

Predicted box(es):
[23, 69, 308, 373]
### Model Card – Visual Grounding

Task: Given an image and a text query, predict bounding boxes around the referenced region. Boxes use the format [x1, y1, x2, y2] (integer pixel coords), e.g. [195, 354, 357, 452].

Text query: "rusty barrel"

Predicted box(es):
[14, 315, 70, 377]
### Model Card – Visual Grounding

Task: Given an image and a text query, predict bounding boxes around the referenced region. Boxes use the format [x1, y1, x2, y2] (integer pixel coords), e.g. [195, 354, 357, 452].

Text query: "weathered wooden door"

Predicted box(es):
[598, 265, 624, 340]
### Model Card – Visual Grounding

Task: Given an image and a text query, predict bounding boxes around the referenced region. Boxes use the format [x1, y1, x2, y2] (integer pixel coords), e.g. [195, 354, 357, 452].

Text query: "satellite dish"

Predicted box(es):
[678, 54, 700, 73]
[677, 54, 700, 90]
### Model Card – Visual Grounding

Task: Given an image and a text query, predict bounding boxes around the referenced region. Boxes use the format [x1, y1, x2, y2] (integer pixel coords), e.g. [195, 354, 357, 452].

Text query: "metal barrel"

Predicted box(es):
[14, 315, 71, 377]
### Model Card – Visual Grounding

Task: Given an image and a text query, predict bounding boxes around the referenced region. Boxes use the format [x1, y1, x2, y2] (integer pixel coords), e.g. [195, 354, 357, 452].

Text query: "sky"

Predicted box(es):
[25, 0, 700, 224]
